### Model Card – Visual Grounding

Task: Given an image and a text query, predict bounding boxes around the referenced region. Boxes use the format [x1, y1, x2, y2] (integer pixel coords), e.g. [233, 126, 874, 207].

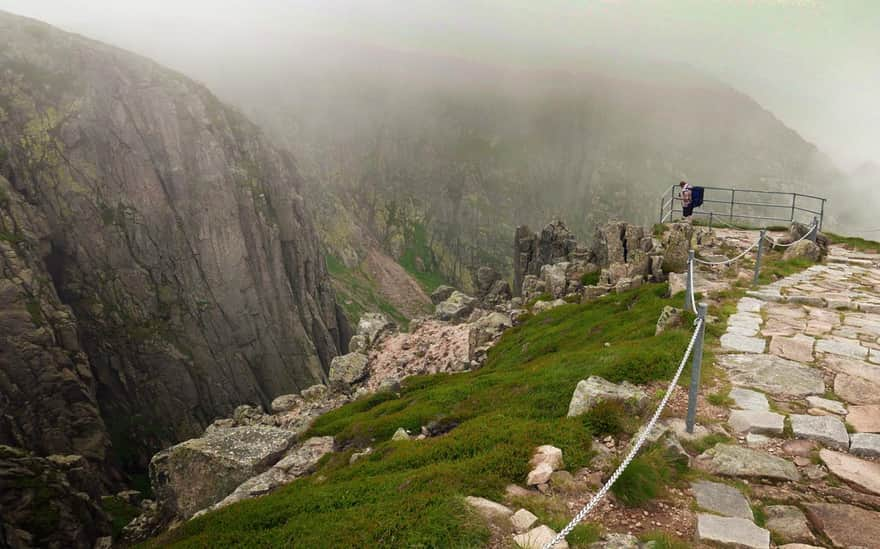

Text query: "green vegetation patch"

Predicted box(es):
[325, 253, 409, 326]
[826, 232, 880, 254]
[398, 223, 447, 292]
[149, 283, 697, 548]
[102, 496, 141, 538]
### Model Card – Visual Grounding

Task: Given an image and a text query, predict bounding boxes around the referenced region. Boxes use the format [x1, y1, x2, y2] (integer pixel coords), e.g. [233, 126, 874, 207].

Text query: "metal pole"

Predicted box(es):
[686, 302, 708, 434]
[819, 200, 825, 230]
[753, 229, 766, 285]
[686, 250, 695, 312]
[708, 212, 713, 230]
[790, 193, 797, 223]
[729, 190, 735, 223]
[810, 216, 818, 243]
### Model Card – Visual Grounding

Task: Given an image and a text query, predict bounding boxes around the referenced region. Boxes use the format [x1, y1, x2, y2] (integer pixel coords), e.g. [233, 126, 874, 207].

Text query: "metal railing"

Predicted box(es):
[659, 185, 826, 229]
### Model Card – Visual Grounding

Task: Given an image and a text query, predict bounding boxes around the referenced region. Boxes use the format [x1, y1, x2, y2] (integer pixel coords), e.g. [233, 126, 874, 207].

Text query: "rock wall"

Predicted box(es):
[0, 12, 348, 471]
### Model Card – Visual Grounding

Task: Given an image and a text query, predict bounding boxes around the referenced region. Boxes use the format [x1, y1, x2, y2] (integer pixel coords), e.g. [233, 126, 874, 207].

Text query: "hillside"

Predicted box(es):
[204, 45, 844, 290]
[0, 10, 348, 478]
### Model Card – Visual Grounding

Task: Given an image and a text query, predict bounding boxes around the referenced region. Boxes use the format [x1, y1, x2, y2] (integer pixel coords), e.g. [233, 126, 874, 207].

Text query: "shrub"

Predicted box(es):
[580, 271, 600, 286]
[611, 445, 683, 507]
[581, 400, 628, 437]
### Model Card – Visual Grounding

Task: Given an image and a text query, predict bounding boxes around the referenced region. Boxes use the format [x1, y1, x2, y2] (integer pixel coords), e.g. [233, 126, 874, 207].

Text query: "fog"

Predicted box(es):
[2, 0, 877, 174]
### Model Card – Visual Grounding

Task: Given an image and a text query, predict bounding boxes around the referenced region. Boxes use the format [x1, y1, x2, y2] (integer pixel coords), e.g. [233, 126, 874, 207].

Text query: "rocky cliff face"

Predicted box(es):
[0, 11, 349, 472]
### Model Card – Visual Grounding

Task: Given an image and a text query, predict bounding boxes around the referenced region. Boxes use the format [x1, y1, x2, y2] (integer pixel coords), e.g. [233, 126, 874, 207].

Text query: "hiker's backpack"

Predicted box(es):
[692, 186, 705, 208]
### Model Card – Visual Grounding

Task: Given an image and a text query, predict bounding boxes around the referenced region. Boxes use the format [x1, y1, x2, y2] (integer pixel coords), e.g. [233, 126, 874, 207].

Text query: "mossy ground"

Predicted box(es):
[147, 283, 698, 548]
[325, 253, 409, 326]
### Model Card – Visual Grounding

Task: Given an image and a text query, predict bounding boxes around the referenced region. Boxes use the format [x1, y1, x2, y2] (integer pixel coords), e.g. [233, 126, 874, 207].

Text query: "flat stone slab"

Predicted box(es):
[846, 405, 880, 432]
[729, 388, 770, 411]
[691, 481, 753, 519]
[510, 508, 539, 533]
[850, 433, 880, 458]
[790, 415, 849, 450]
[465, 496, 513, 521]
[765, 505, 815, 545]
[700, 444, 799, 481]
[737, 297, 765, 313]
[804, 396, 847, 415]
[721, 333, 766, 353]
[696, 514, 769, 549]
[819, 449, 880, 495]
[833, 373, 880, 405]
[513, 525, 568, 549]
[769, 334, 815, 362]
[804, 503, 880, 548]
[728, 410, 784, 435]
[719, 354, 825, 397]
[816, 337, 868, 360]
[823, 355, 880, 385]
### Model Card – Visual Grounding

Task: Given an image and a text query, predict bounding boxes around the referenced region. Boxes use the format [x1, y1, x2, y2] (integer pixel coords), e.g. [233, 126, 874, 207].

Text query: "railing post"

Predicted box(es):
[819, 200, 825, 230]
[729, 189, 735, 223]
[686, 302, 708, 434]
[791, 193, 797, 223]
[753, 229, 766, 285]
[810, 216, 818, 243]
[708, 212, 713, 230]
[685, 250, 695, 313]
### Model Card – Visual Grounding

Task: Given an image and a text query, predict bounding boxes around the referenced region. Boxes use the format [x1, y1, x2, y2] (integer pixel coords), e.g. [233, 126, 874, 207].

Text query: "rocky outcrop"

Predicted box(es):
[435, 291, 477, 321]
[0, 12, 348, 471]
[0, 445, 111, 548]
[513, 221, 580, 297]
[150, 426, 297, 520]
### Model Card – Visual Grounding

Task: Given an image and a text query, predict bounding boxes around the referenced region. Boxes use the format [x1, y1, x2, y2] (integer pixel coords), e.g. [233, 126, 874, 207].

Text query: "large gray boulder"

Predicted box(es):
[430, 285, 456, 305]
[783, 240, 821, 262]
[661, 223, 694, 273]
[150, 425, 297, 519]
[357, 312, 396, 346]
[328, 353, 370, 385]
[435, 291, 477, 322]
[567, 376, 648, 417]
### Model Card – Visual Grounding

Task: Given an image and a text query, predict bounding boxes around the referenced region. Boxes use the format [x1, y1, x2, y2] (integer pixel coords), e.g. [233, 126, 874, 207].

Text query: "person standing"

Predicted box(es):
[679, 180, 693, 220]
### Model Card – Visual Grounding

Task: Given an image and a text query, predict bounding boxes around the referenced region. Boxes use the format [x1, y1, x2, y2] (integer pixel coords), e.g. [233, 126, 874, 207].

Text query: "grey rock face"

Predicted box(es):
[435, 291, 477, 321]
[567, 376, 648, 417]
[789, 415, 849, 450]
[660, 223, 694, 273]
[357, 313, 396, 347]
[150, 425, 297, 519]
[655, 306, 683, 335]
[430, 285, 456, 305]
[696, 514, 769, 549]
[691, 480, 753, 519]
[0, 12, 348, 469]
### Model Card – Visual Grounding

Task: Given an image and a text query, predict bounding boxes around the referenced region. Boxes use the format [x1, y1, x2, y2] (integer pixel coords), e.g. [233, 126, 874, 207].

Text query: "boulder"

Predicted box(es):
[430, 285, 456, 305]
[782, 240, 821, 262]
[804, 503, 880, 548]
[699, 444, 800, 481]
[513, 525, 568, 549]
[510, 508, 539, 533]
[567, 376, 648, 417]
[655, 306, 683, 335]
[691, 480, 753, 519]
[696, 514, 769, 549]
[328, 353, 370, 385]
[764, 505, 815, 545]
[468, 312, 513, 358]
[435, 291, 477, 322]
[475, 266, 502, 298]
[300, 384, 329, 402]
[348, 334, 368, 354]
[667, 272, 687, 297]
[357, 312, 396, 346]
[464, 496, 513, 521]
[541, 262, 570, 298]
[484, 279, 512, 305]
[661, 223, 693, 273]
[529, 445, 564, 471]
[532, 298, 566, 314]
[150, 425, 297, 519]
[270, 393, 302, 414]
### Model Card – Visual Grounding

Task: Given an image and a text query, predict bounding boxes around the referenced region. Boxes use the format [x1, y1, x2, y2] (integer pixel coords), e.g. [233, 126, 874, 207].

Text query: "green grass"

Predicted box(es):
[826, 232, 880, 254]
[640, 531, 690, 549]
[580, 400, 630, 437]
[399, 223, 448, 292]
[101, 496, 141, 538]
[147, 283, 697, 548]
[755, 252, 814, 285]
[610, 445, 687, 507]
[680, 433, 732, 456]
[325, 253, 410, 327]
[580, 271, 600, 286]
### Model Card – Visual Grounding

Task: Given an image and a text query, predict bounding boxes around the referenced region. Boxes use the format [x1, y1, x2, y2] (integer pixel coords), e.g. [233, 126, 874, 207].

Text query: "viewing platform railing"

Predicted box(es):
[659, 185, 826, 229]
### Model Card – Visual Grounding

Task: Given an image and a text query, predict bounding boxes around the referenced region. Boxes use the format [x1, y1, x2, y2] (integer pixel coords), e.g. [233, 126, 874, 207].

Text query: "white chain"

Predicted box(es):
[692, 238, 760, 266]
[763, 222, 818, 248]
[687, 258, 698, 313]
[542, 317, 704, 549]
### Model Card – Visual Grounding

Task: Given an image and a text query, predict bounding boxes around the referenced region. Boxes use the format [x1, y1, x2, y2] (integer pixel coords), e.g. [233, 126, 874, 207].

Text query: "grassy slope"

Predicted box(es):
[148, 283, 697, 548]
[325, 253, 409, 327]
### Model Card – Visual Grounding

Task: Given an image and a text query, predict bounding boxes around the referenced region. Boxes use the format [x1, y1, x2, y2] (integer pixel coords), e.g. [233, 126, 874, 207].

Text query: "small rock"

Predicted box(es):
[728, 410, 785, 435]
[391, 428, 411, 441]
[729, 387, 770, 411]
[764, 505, 815, 545]
[746, 433, 771, 447]
[588, 533, 641, 548]
[328, 353, 370, 385]
[781, 439, 816, 458]
[804, 396, 847, 415]
[567, 376, 647, 417]
[513, 525, 568, 549]
[464, 496, 513, 521]
[300, 384, 329, 402]
[430, 285, 456, 305]
[529, 445, 564, 471]
[510, 508, 539, 533]
[790, 414, 850, 450]
[696, 513, 770, 549]
[691, 481, 753, 519]
[849, 432, 880, 457]
[270, 394, 301, 413]
[526, 462, 554, 486]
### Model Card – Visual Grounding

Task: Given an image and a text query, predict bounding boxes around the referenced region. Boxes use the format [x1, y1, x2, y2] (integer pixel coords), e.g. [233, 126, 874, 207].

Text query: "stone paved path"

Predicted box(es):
[703, 240, 880, 547]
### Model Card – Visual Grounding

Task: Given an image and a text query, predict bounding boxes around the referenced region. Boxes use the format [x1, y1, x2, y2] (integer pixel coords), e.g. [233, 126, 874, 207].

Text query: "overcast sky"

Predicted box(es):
[1, 0, 877, 171]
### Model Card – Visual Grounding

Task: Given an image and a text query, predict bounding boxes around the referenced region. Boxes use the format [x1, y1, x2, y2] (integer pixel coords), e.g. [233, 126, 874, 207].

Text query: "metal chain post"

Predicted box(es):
[686, 303, 708, 434]
[809, 216, 818, 243]
[753, 229, 766, 285]
[686, 250, 695, 313]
